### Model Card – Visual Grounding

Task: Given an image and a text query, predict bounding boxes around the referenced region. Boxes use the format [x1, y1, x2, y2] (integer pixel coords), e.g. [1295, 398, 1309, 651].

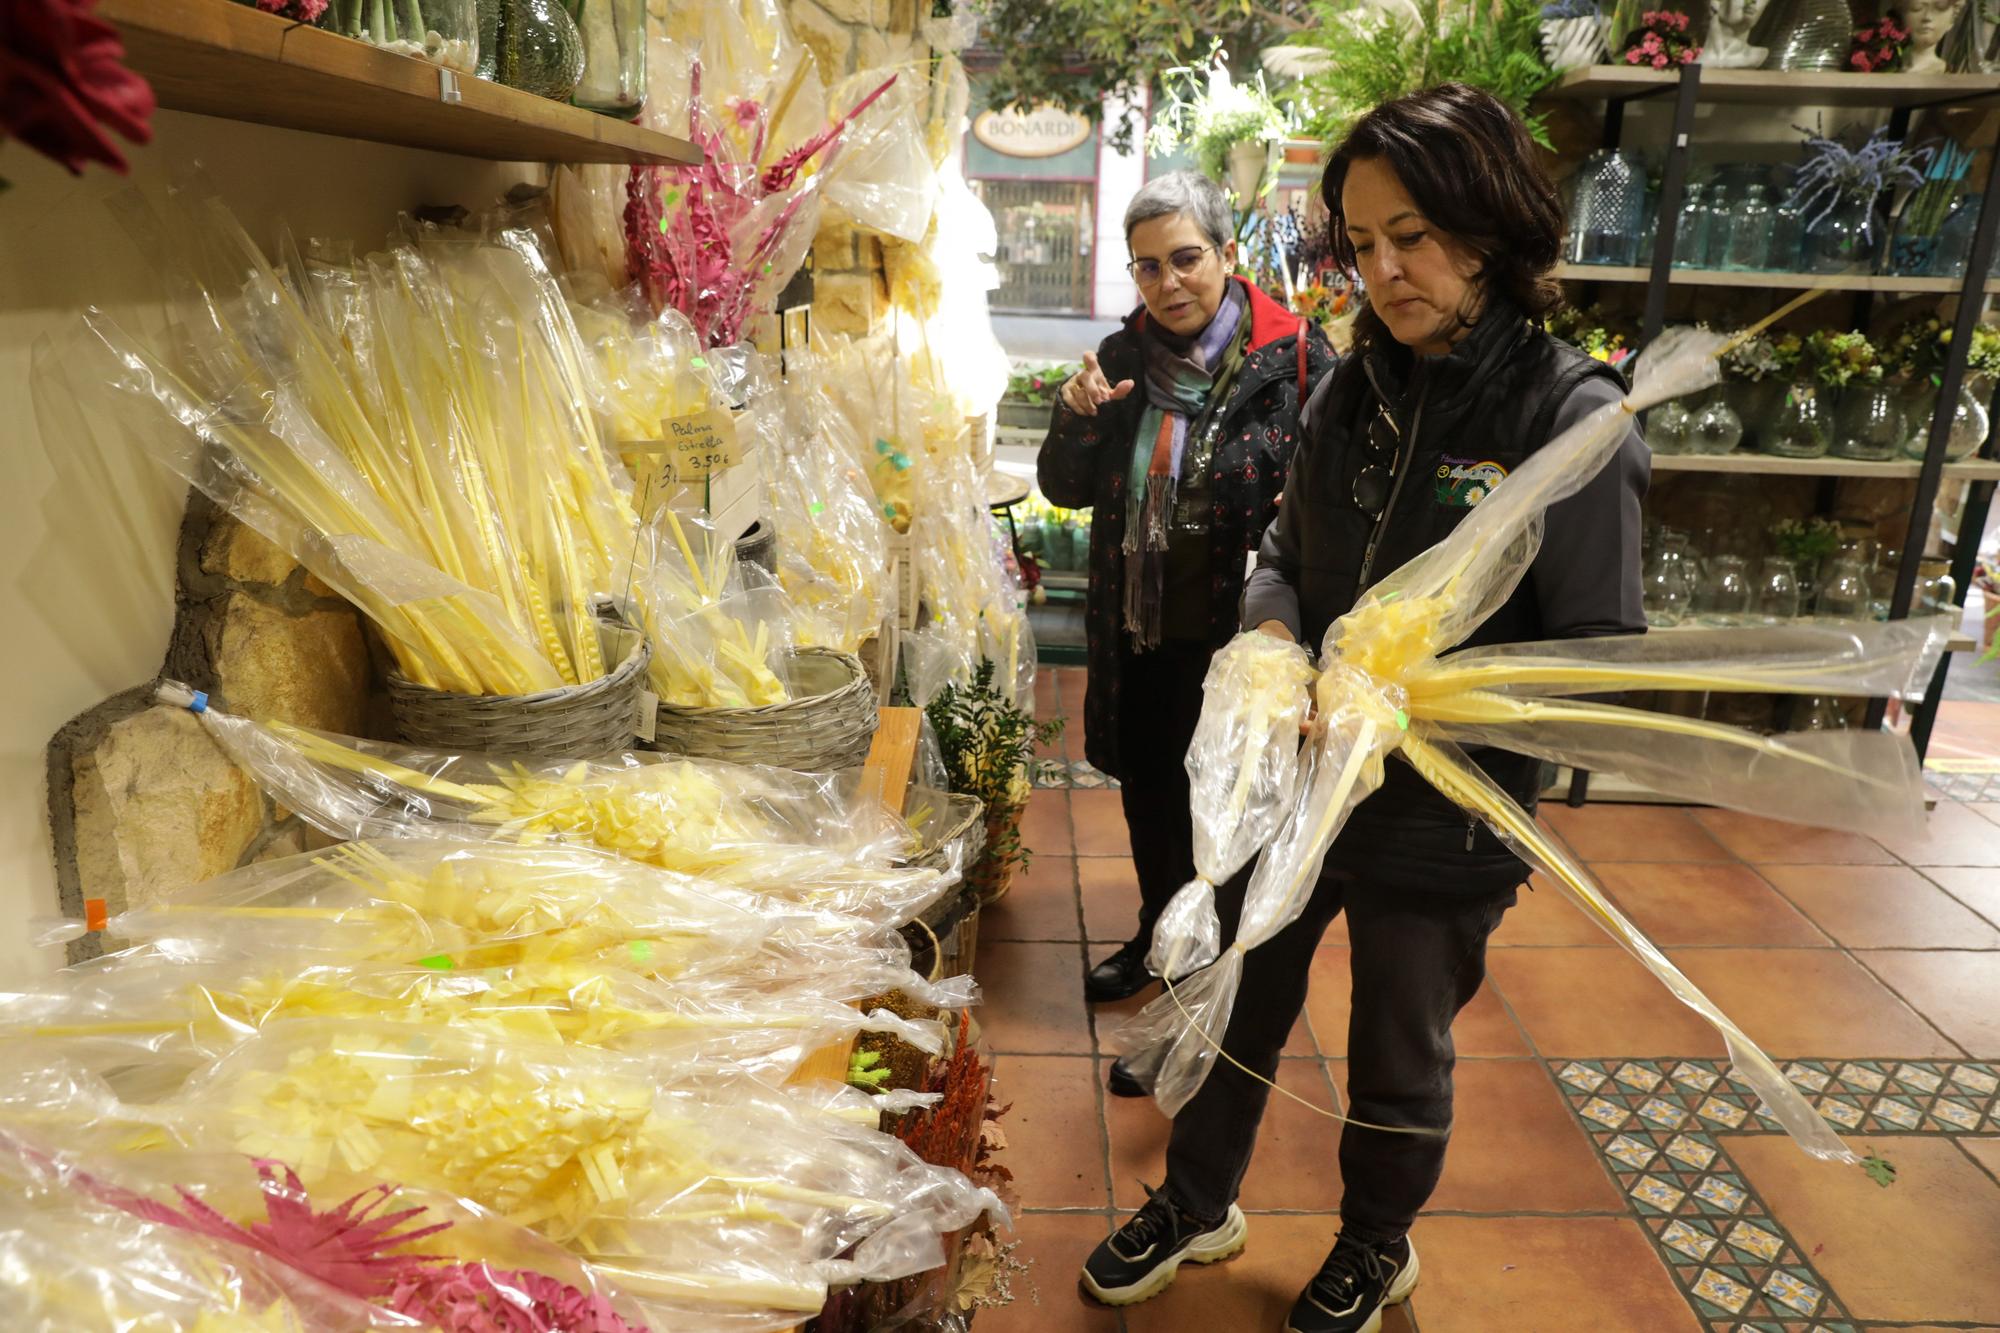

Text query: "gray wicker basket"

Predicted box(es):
[904, 787, 986, 872]
[386, 618, 649, 756]
[647, 646, 878, 770]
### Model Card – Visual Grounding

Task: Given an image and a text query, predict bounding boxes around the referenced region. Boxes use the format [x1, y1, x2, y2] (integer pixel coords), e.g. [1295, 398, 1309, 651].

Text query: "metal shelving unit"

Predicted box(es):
[1554, 64, 2000, 799]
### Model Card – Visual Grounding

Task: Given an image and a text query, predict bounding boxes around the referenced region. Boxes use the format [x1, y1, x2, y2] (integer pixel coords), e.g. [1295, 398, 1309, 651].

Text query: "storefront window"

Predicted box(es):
[965, 85, 1101, 314]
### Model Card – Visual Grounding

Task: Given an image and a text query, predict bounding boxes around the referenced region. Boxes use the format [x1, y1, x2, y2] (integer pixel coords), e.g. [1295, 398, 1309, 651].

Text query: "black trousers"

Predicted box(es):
[1112, 641, 1215, 942]
[1164, 869, 1516, 1243]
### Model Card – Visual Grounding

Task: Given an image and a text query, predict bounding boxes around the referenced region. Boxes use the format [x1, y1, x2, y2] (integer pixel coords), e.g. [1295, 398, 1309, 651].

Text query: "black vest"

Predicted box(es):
[1293, 306, 1625, 894]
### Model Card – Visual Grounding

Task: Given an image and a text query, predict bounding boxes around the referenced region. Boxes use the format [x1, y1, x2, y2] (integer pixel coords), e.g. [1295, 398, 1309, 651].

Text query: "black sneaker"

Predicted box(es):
[1084, 938, 1157, 1003]
[1285, 1233, 1419, 1333]
[1080, 1184, 1247, 1306]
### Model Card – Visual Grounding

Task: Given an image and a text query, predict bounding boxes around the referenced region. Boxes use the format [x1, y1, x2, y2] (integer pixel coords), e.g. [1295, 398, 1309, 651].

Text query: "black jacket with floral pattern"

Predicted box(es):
[1036, 278, 1337, 780]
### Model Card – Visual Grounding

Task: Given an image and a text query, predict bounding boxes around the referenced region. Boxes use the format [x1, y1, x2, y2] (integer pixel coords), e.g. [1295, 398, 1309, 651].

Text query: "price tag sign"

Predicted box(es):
[624, 406, 741, 489]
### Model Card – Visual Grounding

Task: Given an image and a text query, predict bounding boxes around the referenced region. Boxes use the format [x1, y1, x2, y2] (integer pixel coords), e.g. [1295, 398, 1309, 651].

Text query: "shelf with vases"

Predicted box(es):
[102, 0, 701, 166]
[1542, 65, 2000, 109]
[1554, 263, 2000, 295]
[1649, 452, 2000, 480]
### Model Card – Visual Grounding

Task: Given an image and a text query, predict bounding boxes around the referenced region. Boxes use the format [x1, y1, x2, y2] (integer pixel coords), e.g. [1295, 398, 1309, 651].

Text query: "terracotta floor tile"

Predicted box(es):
[1485, 946, 1726, 1057]
[1875, 799, 2000, 867]
[1093, 978, 1315, 1060]
[984, 855, 1082, 943]
[1122, 1213, 1337, 1333]
[1403, 1216, 1699, 1332]
[1069, 788, 1131, 858]
[1102, 1074, 1171, 1211]
[1543, 804, 1731, 862]
[1421, 1059, 1623, 1213]
[1962, 1136, 2000, 1188]
[1856, 951, 2000, 1056]
[1669, 948, 1962, 1058]
[1593, 861, 1832, 947]
[1020, 791, 1074, 857]
[1310, 949, 1525, 1058]
[991, 1056, 1109, 1209]
[1693, 808, 1895, 864]
[1033, 730, 1068, 764]
[1924, 865, 2000, 929]
[1077, 856, 1143, 944]
[1489, 875, 1612, 947]
[1760, 863, 2000, 949]
[1103, 1058, 1342, 1212]
[979, 940, 1094, 1055]
[1729, 1134, 2000, 1324]
[975, 1212, 1124, 1333]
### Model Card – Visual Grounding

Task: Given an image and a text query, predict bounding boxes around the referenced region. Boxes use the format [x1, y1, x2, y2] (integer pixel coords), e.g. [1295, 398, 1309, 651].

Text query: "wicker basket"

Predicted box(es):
[965, 800, 1025, 905]
[905, 787, 986, 873]
[647, 646, 878, 770]
[386, 618, 649, 756]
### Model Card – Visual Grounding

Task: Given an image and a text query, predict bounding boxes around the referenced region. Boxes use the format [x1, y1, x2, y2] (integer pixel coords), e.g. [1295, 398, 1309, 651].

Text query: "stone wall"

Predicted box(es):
[45, 495, 379, 962]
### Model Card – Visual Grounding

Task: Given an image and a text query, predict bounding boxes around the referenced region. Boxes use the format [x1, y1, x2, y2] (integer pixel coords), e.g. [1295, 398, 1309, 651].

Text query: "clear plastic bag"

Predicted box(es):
[820, 72, 938, 245]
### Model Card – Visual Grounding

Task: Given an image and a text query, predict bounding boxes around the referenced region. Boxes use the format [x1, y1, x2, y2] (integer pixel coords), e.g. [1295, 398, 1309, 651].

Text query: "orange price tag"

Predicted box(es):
[84, 898, 108, 932]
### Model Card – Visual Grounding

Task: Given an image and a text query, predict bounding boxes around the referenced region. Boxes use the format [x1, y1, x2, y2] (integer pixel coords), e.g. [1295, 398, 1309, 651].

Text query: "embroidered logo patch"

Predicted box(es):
[1435, 456, 1508, 508]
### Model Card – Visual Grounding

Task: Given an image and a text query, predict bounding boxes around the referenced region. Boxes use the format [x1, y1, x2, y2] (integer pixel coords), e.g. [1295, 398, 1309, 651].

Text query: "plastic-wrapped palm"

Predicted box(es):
[1116, 328, 1949, 1167]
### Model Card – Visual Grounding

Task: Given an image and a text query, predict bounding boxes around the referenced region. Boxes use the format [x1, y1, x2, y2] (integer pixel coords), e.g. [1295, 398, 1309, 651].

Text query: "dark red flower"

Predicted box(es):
[0, 0, 154, 175]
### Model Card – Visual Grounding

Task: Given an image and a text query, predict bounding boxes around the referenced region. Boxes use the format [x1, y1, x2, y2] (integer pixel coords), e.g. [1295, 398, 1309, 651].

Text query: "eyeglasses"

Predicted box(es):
[1127, 245, 1215, 287]
[1353, 407, 1399, 519]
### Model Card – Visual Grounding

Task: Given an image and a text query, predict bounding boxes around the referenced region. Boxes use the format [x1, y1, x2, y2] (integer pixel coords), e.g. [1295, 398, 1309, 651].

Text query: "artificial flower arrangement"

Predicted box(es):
[1882, 316, 1947, 384]
[1291, 282, 1353, 327]
[1621, 10, 1702, 67]
[1147, 47, 1298, 193]
[1804, 329, 1883, 388]
[1546, 305, 1635, 368]
[1722, 330, 1785, 381]
[1848, 11, 1912, 71]
[1939, 320, 2000, 376]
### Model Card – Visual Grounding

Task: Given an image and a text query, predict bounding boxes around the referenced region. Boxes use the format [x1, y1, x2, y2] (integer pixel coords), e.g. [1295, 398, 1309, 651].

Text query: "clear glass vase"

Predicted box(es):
[1832, 381, 1905, 461]
[1816, 556, 1873, 619]
[1568, 150, 1647, 267]
[1695, 553, 1754, 624]
[1724, 183, 1774, 271]
[1760, 0, 1856, 70]
[323, 0, 478, 71]
[1802, 195, 1883, 275]
[1755, 556, 1802, 621]
[1644, 533, 1696, 628]
[565, 0, 646, 117]
[1763, 381, 1832, 458]
[1900, 373, 1994, 462]
[1672, 182, 1709, 269]
[494, 0, 584, 99]
[1649, 397, 1696, 454]
[1725, 377, 1784, 452]
[1688, 386, 1745, 455]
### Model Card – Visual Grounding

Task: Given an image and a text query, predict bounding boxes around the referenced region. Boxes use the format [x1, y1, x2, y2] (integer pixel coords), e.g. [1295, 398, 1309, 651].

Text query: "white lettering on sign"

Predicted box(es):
[971, 105, 1094, 159]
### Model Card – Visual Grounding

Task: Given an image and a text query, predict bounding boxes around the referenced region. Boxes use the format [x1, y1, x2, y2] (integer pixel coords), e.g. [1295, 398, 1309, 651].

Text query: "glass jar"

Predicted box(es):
[1724, 183, 1774, 271]
[1802, 695, 1851, 731]
[1725, 376, 1784, 453]
[323, 0, 479, 71]
[1689, 386, 1745, 455]
[1917, 558, 1959, 613]
[1672, 182, 1710, 269]
[1816, 556, 1873, 619]
[565, 0, 646, 117]
[1763, 381, 1832, 458]
[1832, 381, 1905, 461]
[1755, 556, 1802, 621]
[1644, 533, 1696, 628]
[494, 0, 585, 99]
[1802, 195, 1882, 274]
[1696, 553, 1754, 624]
[1927, 193, 1983, 278]
[1568, 151, 1647, 267]
[1869, 546, 1902, 620]
[1649, 397, 1696, 454]
[1763, 0, 1857, 70]
[1769, 190, 1807, 272]
[1701, 184, 1733, 270]
[1901, 373, 1994, 463]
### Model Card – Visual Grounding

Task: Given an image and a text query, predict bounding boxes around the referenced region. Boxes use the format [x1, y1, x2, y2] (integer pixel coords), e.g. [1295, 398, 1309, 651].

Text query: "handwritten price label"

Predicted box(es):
[623, 407, 742, 512]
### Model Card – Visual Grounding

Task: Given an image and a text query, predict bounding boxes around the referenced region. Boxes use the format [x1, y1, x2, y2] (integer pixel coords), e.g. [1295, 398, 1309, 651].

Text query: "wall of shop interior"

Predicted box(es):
[0, 112, 537, 983]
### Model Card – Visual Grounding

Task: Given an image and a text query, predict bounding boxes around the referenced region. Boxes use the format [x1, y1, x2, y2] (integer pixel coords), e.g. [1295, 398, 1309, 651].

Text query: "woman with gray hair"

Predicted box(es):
[1038, 170, 1334, 1071]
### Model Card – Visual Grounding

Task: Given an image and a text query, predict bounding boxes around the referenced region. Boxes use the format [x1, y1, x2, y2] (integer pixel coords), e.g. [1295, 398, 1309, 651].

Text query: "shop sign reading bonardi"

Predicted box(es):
[972, 104, 1094, 159]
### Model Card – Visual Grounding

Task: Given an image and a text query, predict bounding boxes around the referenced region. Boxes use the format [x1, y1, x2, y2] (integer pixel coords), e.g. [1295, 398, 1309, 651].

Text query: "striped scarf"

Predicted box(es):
[1122, 282, 1250, 650]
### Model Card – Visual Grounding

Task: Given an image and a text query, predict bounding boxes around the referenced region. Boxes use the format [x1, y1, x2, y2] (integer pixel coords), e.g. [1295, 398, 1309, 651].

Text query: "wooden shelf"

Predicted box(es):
[1651, 452, 2000, 479]
[1555, 263, 2000, 295]
[105, 0, 700, 165]
[1544, 65, 2000, 108]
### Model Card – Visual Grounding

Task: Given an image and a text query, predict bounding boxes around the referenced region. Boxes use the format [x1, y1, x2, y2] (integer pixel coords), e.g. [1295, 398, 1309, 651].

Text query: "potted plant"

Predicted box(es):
[1848, 10, 1914, 69]
[999, 362, 1076, 431]
[1808, 330, 1905, 461]
[925, 660, 1063, 905]
[1906, 320, 2000, 461]
[1789, 126, 1933, 274]
[1722, 330, 1787, 451]
[1619, 9, 1703, 67]
[1542, 0, 1608, 71]
[1148, 50, 1297, 206]
[1769, 514, 1844, 607]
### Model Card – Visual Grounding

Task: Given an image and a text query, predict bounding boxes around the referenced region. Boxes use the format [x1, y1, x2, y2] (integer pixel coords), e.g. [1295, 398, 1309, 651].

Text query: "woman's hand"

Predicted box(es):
[1060, 352, 1136, 418]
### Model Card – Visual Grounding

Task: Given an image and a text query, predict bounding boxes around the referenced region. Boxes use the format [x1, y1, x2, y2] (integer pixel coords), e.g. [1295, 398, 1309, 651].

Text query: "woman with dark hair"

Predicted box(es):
[1038, 170, 1335, 1018]
[1080, 85, 1648, 1333]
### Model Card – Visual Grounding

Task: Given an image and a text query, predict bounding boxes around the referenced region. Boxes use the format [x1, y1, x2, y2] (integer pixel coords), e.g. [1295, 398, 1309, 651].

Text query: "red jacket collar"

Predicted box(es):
[1124, 276, 1303, 353]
